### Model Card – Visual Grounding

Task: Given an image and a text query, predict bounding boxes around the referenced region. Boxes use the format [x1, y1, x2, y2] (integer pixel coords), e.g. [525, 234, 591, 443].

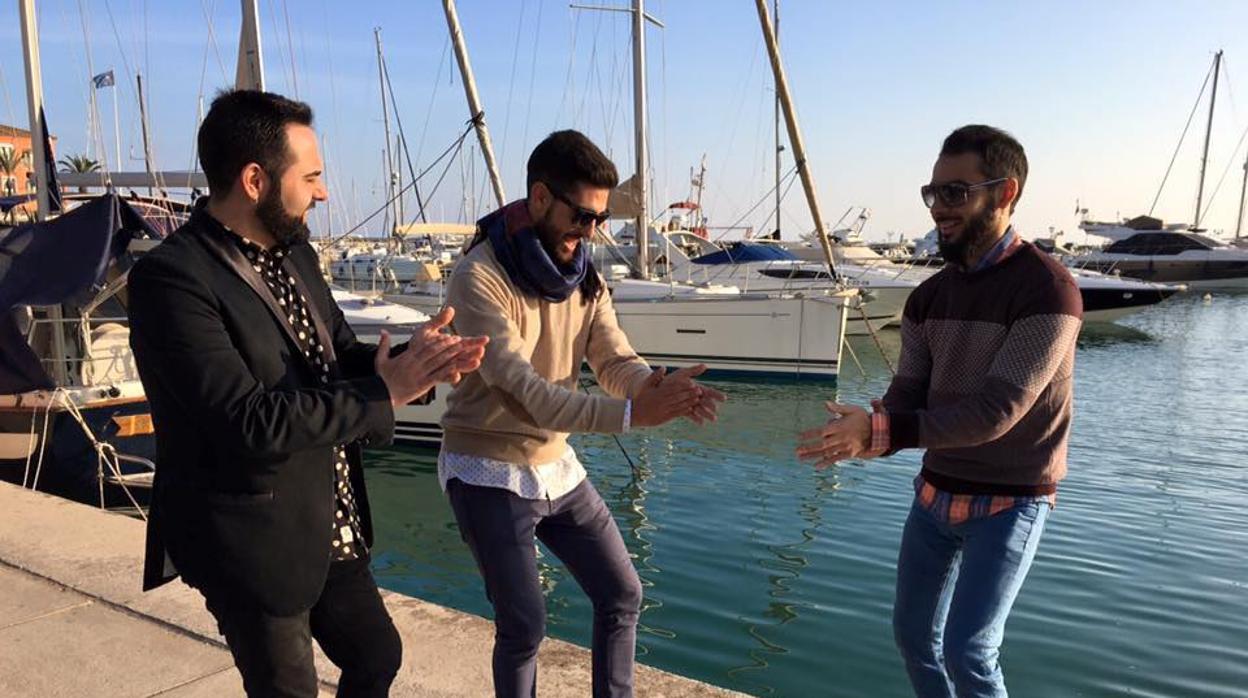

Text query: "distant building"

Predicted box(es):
[0, 123, 57, 197]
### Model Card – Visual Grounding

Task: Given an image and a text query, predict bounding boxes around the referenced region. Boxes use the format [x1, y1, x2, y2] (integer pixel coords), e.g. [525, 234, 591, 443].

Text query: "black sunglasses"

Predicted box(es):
[547, 185, 611, 227]
[920, 178, 1008, 209]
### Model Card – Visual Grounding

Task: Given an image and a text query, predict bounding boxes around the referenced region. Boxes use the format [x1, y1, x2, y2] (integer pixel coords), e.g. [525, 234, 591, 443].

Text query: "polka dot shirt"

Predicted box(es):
[232, 235, 366, 561]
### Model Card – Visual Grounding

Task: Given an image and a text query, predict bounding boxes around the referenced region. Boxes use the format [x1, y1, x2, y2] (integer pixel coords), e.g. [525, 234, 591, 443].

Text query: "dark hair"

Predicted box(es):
[197, 90, 313, 197]
[940, 125, 1028, 212]
[523, 130, 618, 304]
[526, 130, 619, 197]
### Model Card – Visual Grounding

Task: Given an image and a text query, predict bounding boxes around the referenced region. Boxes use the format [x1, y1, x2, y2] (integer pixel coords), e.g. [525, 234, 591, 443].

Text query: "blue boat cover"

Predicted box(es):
[690, 241, 797, 265]
[0, 194, 157, 393]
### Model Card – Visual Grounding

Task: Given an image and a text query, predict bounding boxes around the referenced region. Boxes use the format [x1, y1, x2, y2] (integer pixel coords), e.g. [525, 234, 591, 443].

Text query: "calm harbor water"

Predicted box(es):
[364, 292, 1248, 697]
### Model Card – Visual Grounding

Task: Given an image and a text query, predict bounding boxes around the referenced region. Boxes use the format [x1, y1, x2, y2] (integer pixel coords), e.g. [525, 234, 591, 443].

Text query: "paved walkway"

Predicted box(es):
[0, 482, 746, 697]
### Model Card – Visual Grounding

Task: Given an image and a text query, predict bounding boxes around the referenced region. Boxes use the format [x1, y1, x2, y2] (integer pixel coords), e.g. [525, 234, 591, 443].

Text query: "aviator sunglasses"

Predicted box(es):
[920, 178, 1008, 209]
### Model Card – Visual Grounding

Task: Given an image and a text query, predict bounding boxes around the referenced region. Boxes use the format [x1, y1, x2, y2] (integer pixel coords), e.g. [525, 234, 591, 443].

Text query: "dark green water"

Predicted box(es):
[364, 293, 1248, 697]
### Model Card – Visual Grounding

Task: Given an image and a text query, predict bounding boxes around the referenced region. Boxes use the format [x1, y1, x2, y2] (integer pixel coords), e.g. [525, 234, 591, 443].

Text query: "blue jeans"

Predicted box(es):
[892, 498, 1051, 698]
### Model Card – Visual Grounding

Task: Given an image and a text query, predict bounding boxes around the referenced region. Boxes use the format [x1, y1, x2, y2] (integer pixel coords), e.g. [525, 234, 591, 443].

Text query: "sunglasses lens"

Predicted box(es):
[921, 186, 936, 208]
[939, 184, 969, 207]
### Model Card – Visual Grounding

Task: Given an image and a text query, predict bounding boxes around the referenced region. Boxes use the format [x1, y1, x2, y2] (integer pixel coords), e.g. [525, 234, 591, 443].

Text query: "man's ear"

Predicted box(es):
[240, 163, 266, 203]
[529, 180, 551, 216]
[997, 178, 1019, 212]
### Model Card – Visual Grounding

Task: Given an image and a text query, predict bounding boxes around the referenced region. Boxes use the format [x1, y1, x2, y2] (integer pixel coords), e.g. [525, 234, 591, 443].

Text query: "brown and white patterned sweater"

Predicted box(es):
[880, 240, 1083, 495]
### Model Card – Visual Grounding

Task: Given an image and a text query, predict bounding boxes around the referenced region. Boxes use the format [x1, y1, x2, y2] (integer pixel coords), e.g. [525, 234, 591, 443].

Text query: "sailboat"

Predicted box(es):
[579, 0, 855, 380]
[376, 1, 854, 380]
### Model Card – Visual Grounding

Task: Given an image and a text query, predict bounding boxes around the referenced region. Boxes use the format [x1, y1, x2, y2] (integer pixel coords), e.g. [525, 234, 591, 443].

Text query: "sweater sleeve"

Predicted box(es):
[446, 264, 630, 434]
[584, 282, 652, 400]
[881, 313, 931, 414]
[888, 273, 1082, 450]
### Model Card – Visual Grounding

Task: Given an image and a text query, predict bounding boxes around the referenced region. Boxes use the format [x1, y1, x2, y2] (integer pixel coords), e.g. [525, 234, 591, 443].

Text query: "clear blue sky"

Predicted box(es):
[3, 1, 1248, 242]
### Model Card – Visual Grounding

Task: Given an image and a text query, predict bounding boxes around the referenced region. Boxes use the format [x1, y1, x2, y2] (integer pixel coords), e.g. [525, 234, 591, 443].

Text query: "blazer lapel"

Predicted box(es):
[195, 222, 314, 372]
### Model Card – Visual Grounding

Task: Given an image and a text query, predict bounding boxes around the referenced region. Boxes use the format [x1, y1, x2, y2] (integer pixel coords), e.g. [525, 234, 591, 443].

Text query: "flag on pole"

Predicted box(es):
[91, 70, 115, 89]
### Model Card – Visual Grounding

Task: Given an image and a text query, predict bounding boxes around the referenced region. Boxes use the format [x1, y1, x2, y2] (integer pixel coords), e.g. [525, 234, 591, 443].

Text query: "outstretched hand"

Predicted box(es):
[632, 364, 727, 428]
[795, 401, 872, 469]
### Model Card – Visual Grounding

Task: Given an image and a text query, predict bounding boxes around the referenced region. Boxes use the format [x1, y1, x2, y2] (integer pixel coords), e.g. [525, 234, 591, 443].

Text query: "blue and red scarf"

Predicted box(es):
[480, 200, 588, 303]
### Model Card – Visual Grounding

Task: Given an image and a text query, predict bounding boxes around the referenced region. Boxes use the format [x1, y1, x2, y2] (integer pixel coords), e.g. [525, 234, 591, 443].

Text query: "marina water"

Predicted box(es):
[365, 292, 1248, 697]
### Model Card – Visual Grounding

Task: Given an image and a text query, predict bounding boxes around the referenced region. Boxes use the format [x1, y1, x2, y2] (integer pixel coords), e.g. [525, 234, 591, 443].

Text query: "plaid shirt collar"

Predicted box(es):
[966, 225, 1020, 273]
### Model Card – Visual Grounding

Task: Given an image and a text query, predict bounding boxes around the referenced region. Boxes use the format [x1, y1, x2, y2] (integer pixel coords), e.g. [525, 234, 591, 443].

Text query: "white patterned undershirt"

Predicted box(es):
[438, 401, 630, 501]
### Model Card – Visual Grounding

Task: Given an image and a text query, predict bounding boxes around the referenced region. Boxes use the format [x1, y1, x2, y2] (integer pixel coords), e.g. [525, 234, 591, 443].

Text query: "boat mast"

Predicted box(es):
[137, 74, 156, 195]
[1194, 49, 1222, 229]
[570, 1, 662, 278]
[443, 0, 507, 209]
[1236, 153, 1247, 241]
[20, 0, 69, 386]
[19, 0, 50, 221]
[631, 0, 650, 278]
[754, 0, 839, 281]
[235, 0, 265, 90]
[773, 0, 781, 239]
[374, 28, 398, 236]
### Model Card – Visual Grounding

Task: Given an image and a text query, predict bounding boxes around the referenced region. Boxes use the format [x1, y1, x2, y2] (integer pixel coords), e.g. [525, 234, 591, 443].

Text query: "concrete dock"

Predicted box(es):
[0, 482, 746, 697]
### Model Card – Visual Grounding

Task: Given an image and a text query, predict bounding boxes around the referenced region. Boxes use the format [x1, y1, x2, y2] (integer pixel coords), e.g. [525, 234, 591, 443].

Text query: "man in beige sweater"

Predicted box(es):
[442, 130, 724, 698]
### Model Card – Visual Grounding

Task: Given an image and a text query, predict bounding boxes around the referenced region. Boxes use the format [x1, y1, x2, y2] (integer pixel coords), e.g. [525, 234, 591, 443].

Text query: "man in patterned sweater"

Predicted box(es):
[798, 125, 1082, 697]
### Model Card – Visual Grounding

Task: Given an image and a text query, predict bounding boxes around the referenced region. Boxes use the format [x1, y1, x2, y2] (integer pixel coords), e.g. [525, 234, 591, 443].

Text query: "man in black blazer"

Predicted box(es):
[127, 90, 486, 698]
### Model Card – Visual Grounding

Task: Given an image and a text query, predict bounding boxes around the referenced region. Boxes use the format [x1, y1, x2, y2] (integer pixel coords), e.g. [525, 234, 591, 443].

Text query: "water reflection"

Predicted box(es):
[365, 293, 1248, 697]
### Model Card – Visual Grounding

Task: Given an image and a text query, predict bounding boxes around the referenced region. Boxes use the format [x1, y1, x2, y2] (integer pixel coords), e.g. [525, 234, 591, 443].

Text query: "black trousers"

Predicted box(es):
[199, 556, 402, 698]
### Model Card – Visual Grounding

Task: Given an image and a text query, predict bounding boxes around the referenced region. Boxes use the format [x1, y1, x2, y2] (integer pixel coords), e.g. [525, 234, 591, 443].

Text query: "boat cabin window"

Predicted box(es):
[1104, 233, 1214, 255]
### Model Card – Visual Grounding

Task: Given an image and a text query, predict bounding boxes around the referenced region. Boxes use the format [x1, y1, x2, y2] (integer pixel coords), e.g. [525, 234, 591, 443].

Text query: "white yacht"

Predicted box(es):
[1073, 229, 1248, 291]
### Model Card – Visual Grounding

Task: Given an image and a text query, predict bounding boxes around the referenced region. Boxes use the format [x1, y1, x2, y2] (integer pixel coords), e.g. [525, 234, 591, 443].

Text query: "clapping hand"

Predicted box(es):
[632, 364, 727, 428]
[375, 306, 488, 407]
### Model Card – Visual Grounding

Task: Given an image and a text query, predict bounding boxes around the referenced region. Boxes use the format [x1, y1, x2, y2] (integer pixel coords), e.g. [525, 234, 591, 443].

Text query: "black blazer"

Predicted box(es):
[128, 207, 403, 615]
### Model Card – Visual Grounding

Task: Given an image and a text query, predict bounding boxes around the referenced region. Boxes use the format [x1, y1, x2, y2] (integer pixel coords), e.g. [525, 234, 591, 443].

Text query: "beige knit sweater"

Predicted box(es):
[440, 241, 653, 464]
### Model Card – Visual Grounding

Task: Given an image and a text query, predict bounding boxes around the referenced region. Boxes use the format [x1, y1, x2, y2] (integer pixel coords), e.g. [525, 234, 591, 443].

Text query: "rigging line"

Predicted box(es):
[321, 0, 347, 235]
[499, 0, 530, 174]
[578, 379, 640, 474]
[143, 0, 150, 95]
[200, 0, 230, 84]
[520, 0, 547, 154]
[263, 0, 292, 95]
[574, 9, 606, 127]
[414, 36, 451, 173]
[1150, 58, 1215, 216]
[0, 64, 17, 137]
[100, 0, 141, 106]
[322, 123, 474, 248]
[77, 0, 110, 172]
[712, 165, 798, 243]
[54, 2, 92, 157]
[557, 7, 583, 123]
[281, 0, 300, 99]
[1199, 120, 1248, 226]
[599, 21, 618, 147]
[1222, 58, 1238, 127]
[707, 35, 762, 219]
[190, 16, 216, 174]
[657, 0, 669, 212]
[380, 53, 429, 224]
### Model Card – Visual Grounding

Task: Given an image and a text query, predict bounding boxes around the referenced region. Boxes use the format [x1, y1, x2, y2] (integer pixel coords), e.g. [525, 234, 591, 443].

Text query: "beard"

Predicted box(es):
[256, 184, 311, 249]
[536, 208, 577, 266]
[937, 204, 994, 267]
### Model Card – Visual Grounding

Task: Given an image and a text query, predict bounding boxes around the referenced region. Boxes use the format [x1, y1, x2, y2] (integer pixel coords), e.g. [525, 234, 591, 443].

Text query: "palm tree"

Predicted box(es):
[58, 154, 101, 193]
[0, 147, 29, 197]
